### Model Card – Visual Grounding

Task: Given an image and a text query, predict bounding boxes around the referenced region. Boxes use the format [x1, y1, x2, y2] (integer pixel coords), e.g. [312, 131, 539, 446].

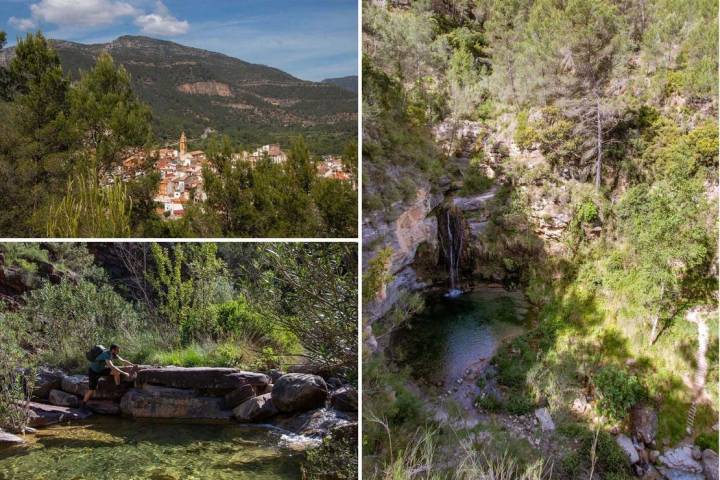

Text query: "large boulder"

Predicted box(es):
[330, 386, 358, 412]
[233, 393, 278, 422]
[272, 408, 354, 437]
[0, 429, 25, 445]
[136, 367, 269, 393]
[119, 388, 233, 420]
[271, 374, 328, 413]
[631, 403, 658, 445]
[31, 367, 65, 399]
[48, 389, 79, 408]
[223, 384, 255, 409]
[658, 445, 704, 474]
[702, 449, 718, 480]
[61, 374, 131, 400]
[25, 401, 92, 427]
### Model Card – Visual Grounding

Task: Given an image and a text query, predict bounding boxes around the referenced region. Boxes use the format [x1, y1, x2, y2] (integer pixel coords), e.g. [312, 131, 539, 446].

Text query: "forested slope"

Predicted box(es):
[362, 0, 718, 478]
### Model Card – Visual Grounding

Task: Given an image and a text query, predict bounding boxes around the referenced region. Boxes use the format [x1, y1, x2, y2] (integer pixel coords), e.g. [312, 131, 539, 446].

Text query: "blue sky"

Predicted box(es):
[0, 0, 358, 81]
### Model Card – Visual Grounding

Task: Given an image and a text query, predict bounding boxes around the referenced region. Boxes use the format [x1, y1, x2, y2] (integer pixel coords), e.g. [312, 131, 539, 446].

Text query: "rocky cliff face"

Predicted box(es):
[363, 186, 442, 323]
[177, 81, 233, 97]
[363, 116, 577, 328]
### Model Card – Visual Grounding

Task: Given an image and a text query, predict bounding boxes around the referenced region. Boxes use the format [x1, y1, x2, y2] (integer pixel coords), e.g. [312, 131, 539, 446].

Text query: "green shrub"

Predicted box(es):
[21, 279, 142, 370]
[460, 164, 493, 195]
[505, 395, 535, 415]
[363, 247, 393, 303]
[558, 425, 633, 478]
[213, 298, 265, 340]
[592, 366, 646, 422]
[695, 432, 719, 452]
[514, 110, 536, 150]
[0, 312, 38, 431]
[476, 395, 503, 412]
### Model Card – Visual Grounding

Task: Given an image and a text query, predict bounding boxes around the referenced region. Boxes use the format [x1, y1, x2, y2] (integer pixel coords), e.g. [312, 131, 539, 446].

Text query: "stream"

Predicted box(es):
[0, 416, 301, 480]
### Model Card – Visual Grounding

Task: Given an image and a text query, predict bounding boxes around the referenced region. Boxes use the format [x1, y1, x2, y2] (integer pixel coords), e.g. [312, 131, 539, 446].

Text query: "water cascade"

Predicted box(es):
[438, 206, 465, 297]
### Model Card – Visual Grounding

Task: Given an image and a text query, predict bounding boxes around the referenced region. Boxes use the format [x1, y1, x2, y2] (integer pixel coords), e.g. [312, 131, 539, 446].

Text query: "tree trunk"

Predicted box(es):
[594, 94, 602, 191]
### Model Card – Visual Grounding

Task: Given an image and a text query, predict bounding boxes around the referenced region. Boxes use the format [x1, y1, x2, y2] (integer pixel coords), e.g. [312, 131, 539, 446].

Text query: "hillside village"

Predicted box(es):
[114, 132, 353, 220]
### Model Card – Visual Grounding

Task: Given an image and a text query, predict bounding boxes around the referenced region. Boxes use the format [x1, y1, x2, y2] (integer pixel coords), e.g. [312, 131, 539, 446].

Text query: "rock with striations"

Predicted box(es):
[31, 367, 65, 399]
[48, 389, 79, 408]
[233, 393, 278, 422]
[631, 403, 658, 445]
[330, 386, 358, 412]
[136, 367, 269, 393]
[658, 445, 704, 474]
[86, 400, 120, 415]
[702, 449, 719, 480]
[616, 434, 640, 464]
[139, 383, 195, 397]
[25, 401, 92, 427]
[271, 374, 328, 413]
[119, 387, 232, 420]
[0, 429, 25, 445]
[223, 384, 256, 409]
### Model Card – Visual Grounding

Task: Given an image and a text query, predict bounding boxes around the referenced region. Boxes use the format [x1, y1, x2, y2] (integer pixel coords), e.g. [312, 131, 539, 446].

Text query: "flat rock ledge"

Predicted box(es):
[18, 366, 357, 440]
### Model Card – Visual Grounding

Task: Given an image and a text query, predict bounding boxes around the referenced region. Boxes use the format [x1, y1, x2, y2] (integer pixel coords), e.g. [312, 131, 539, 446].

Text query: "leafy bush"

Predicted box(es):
[363, 247, 393, 303]
[476, 395, 503, 412]
[695, 432, 719, 452]
[0, 312, 37, 431]
[558, 424, 633, 478]
[21, 279, 142, 369]
[592, 366, 646, 422]
[148, 243, 234, 345]
[460, 163, 493, 195]
[2, 243, 49, 272]
[514, 110, 536, 150]
[211, 298, 298, 352]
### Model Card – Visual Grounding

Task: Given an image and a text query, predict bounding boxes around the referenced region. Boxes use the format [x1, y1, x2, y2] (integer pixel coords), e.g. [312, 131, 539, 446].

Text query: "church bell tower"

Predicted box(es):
[179, 131, 187, 157]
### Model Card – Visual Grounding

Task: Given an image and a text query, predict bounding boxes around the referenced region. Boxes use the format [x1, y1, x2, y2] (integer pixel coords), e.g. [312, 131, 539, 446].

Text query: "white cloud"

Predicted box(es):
[134, 1, 188, 36]
[28, 0, 137, 28]
[9, 16, 38, 31]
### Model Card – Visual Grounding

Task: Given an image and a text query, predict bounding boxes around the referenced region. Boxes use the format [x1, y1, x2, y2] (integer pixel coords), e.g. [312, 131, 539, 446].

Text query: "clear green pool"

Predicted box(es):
[392, 287, 528, 386]
[0, 416, 301, 480]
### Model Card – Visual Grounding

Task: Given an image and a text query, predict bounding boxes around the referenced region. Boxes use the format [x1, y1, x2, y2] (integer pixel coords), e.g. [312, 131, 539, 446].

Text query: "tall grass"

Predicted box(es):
[148, 339, 259, 369]
[372, 429, 550, 480]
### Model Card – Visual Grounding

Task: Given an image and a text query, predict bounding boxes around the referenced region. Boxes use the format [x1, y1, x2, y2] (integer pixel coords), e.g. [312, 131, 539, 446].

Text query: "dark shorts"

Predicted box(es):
[88, 367, 112, 390]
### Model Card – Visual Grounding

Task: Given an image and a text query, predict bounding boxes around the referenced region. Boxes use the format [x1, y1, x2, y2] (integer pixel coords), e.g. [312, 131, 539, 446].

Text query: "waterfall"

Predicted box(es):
[439, 206, 464, 297]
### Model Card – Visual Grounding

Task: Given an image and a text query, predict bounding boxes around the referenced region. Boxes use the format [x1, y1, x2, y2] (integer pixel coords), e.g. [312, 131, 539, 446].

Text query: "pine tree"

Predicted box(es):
[286, 136, 316, 194]
[68, 52, 152, 174]
[528, 0, 624, 189]
[0, 32, 71, 234]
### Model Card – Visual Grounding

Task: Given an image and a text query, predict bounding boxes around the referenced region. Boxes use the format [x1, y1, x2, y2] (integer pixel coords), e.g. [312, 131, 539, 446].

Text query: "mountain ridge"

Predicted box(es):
[0, 35, 357, 153]
[322, 75, 358, 93]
